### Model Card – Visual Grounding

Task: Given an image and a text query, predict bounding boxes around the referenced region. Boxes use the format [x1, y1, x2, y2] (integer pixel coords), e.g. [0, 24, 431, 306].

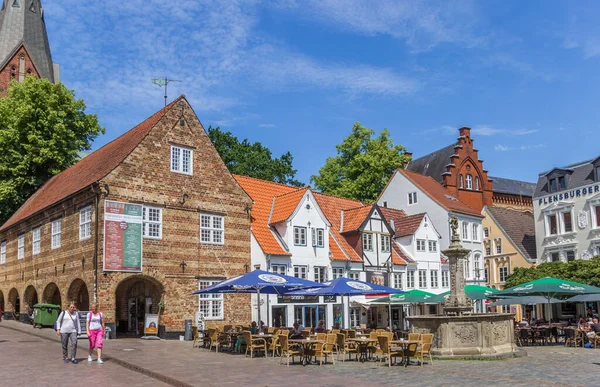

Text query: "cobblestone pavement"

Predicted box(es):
[1, 321, 598, 387]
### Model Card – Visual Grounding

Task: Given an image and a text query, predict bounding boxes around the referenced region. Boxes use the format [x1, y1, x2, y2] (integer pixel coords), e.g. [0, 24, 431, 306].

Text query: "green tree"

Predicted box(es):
[208, 126, 302, 186]
[310, 122, 410, 202]
[505, 257, 600, 288]
[0, 77, 104, 224]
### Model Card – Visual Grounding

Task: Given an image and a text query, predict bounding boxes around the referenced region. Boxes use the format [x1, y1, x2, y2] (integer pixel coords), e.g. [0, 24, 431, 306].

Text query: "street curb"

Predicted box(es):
[0, 323, 193, 387]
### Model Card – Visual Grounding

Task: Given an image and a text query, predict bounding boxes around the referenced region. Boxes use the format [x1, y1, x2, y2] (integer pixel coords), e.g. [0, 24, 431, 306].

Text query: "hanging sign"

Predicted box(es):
[103, 200, 143, 272]
[144, 314, 159, 335]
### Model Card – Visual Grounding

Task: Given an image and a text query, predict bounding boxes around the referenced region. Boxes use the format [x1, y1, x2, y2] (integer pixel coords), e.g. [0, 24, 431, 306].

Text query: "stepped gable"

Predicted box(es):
[1, 96, 184, 231]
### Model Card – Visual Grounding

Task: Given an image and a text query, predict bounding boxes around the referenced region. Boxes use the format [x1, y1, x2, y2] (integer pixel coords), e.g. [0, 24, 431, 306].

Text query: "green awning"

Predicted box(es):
[369, 289, 437, 304]
[495, 277, 600, 299]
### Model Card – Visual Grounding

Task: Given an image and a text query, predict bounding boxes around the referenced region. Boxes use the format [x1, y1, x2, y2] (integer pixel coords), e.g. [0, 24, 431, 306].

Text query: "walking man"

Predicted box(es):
[56, 303, 81, 363]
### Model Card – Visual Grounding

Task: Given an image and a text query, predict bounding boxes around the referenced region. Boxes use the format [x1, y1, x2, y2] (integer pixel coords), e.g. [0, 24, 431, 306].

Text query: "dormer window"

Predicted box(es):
[596, 166, 600, 181]
[549, 176, 565, 192]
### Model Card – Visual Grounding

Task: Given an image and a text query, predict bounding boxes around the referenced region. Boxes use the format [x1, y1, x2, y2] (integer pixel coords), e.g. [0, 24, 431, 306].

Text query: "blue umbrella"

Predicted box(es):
[193, 270, 325, 330]
[285, 278, 402, 329]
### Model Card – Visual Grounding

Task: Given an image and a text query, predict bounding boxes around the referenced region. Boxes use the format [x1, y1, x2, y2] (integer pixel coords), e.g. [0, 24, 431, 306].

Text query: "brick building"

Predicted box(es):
[406, 127, 536, 212]
[0, 0, 59, 91]
[0, 96, 253, 338]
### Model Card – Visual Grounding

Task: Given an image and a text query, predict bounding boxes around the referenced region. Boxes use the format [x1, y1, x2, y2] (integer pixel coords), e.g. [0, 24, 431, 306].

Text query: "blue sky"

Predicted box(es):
[43, 0, 600, 185]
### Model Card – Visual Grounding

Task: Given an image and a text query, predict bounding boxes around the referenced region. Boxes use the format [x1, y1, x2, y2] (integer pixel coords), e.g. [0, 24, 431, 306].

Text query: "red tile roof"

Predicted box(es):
[0, 96, 185, 232]
[391, 243, 412, 265]
[313, 192, 364, 262]
[269, 187, 310, 224]
[395, 169, 482, 217]
[393, 213, 426, 237]
[340, 205, 372, 233]
[233, 175, 295, 256]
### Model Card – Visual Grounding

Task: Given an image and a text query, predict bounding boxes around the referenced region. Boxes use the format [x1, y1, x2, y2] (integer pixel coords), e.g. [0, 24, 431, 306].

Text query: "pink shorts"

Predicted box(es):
[88, 329, 103, 349]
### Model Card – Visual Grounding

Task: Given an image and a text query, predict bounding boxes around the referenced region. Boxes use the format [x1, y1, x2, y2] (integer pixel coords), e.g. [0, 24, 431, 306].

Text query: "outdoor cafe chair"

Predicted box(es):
[268, 331, 282, 357]
[208, 329, 220, 352]
[242, 331, 267, 359]
[564, 328, 584, 348]
[408, 333, 420, 342]
[301, 330, 310, 339]
[314, 334, 337, 366]
[518, 329, 530, 346]
[348, 330, 357, 339]
[414, 342, 433, 367]
[420, 333, 434, 345]
[336, 333, 358, 362]
[377, 335, 402, 368]
[278, 335, 301, 367]
[192, 326, 201, 348]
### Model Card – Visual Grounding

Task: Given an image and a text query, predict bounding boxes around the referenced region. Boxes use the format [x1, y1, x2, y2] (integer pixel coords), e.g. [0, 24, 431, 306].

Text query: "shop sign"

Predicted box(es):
[277, 295, 319, 304]
[365, 270, 389, 287]
[323, 295, 337, 303]
[103, 200, 143, 272]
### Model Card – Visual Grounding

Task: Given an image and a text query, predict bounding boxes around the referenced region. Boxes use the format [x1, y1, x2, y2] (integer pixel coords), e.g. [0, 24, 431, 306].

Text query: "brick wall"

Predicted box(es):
[0, 44, 41, 92]
[0, 98, 253, 334]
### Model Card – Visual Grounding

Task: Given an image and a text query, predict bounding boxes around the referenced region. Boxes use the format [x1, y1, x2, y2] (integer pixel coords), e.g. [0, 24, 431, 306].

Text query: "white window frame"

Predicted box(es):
[293, 226, 307, 246]
[348, 271, 360, 281]
[485, 246, 491, 256]
[32, 227, 40, 255]
[314, 266, 327, 283]
[466, 174, 473, 190]
[79, 206, 92, 240]
[408, 192, 417, 205]
[407, 270, 415, 288]
[200, 214, 224, 245]
[271, 264, 287, 275]
[428, 240, 437, 253]
[561, 210, 574, 234]
[483, 227, 489, 238]
[495, 241, 502, 254]
[416, 239, 426, 252]
[381, 235, 391, 253]
[316, 228, 325, 248]
[499, 266, 509, 283]
[198, 279, 223, 320]
[17, 233, 24, 259]
[566, 250, 576, 262]
[475, 176, 480, 191]
[472, 224, 479, 242]
[51, 219, 61, 249]
[142, 206, 163, 239]
[459, 175, 464, 189]
[0, 241, 6, 264]
[362, 232, 373, 251]
[430, 270, 438, 288]
[392, 273, 403, 290]
[170, 145, 193, 175]
[418, 270, 427, 288]
[294, 265, 307, 279]
[484, 268, 489, 284]
[594, 204, 600, 229]
[332, 267, 344, 279]
[461, 221, 469, 241]
[441, 271, 449, 287]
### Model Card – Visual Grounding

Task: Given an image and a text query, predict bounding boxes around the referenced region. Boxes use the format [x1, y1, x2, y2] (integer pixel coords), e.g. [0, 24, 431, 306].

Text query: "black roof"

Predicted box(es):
[406, 144, 456, 184]
[489, 176, 536, 197]
[534, 157, 600, 198]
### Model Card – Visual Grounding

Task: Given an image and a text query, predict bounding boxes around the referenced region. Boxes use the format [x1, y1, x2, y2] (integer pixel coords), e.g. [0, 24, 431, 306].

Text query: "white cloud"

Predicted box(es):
[494, 144, 545, 152]
[472, 125, 538, 136]
[494, 144, 510, 151]
[485, 53, 554, 82]
[273, 0, 485, 52]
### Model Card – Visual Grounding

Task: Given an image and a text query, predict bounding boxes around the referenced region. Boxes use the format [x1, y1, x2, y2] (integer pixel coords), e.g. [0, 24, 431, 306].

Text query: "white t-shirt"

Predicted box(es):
[87, 312, 103, 331]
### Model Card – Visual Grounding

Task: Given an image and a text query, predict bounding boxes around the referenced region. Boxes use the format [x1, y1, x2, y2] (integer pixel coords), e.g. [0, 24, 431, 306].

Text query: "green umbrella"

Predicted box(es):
[369, 289, 437, 304]
[495, 277, 600, 320]
[429, 285, 500, 303]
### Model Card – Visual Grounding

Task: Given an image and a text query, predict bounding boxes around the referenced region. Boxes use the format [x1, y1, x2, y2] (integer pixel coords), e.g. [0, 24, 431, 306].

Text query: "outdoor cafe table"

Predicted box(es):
[391, 340, 421, 367]
[289, 339, 326, 366]
[348, 338, 378, 363]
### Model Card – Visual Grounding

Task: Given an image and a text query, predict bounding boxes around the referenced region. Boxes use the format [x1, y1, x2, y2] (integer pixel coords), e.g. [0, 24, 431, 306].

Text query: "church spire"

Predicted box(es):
[0, 0, 58, 83]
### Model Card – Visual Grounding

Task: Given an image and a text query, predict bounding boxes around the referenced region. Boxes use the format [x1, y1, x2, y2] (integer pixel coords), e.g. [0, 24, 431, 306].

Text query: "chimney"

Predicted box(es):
[403, 152, 413, 169]
[458, 127, 471, 138]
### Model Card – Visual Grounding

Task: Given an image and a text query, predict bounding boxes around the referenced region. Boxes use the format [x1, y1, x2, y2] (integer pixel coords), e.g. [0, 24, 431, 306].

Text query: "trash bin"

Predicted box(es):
[33, 304, 61, 328]
[105, 327, 112, 340]
[184, 319, 193, 341]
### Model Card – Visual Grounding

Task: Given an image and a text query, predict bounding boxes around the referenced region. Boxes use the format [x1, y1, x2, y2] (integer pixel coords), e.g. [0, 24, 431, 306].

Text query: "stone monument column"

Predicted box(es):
[442, 215, 472, 315]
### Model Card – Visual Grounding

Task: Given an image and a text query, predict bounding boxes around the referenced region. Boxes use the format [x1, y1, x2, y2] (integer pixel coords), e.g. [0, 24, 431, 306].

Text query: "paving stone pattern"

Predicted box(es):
[1, 321, 597, 387]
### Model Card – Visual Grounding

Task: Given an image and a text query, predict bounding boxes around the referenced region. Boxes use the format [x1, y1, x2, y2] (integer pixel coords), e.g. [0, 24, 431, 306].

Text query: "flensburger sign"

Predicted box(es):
[537, 183, 600, 206]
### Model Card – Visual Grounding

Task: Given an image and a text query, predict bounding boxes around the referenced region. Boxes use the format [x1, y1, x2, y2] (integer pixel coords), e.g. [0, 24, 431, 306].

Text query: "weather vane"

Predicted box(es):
[151, 77, 182, 107]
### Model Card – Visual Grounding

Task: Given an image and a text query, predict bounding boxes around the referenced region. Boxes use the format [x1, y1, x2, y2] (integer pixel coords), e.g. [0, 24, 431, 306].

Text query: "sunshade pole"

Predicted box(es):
[257, 287, 261, 332]
[388, 297, 392, 330]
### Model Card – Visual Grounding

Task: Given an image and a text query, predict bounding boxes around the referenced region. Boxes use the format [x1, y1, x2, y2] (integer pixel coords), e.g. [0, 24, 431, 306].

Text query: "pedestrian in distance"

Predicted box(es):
[86, 303, 106, 364]
[55, 302, 81, 364]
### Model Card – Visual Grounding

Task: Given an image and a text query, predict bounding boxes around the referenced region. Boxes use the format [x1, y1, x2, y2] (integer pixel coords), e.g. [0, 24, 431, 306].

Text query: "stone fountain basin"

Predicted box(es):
[407, 313, 523, 359]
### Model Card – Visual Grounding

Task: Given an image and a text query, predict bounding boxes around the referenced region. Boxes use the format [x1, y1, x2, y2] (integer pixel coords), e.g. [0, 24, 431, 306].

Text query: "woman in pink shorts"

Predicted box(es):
[86, 303, 105, 364]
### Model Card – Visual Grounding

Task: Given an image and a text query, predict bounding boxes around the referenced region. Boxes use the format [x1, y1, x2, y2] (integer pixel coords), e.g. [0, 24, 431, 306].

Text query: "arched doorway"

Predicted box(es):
[0, 290, 4, 313]
[42, 283, 62, 306]
[115, 276, 164, 336]
[8, 288, 19, 318]
[23, 285, 38, 312]
[67, 279, 90, 311]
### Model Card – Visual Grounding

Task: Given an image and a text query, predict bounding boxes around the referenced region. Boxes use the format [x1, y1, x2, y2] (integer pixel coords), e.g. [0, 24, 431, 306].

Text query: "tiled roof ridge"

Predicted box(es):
[232, 174, 304, 190]
[0, 95, 185, 231]
[273, 186, 310, 198]
[312, 191, 364, 206]
[410, 142, 457, 163]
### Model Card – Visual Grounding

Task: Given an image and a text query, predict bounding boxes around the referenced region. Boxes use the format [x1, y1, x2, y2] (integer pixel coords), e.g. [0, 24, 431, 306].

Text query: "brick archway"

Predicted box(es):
[115, 275, 164, 336]
[42, 282, 62, 306]
[23, 285, 38, 310]
[67, 279, 89, 311]
[8, 288, 19, 315]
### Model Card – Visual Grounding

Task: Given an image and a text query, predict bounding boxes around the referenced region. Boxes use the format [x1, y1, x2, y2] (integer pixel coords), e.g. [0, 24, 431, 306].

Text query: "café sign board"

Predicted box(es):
[103, 200, 143, 272]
